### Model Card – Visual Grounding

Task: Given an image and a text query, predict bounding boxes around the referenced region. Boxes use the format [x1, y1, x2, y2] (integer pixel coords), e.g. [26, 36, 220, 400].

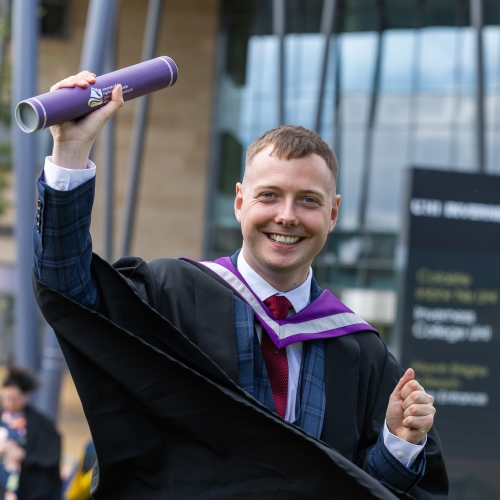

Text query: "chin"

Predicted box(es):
[264, 255, 304, 272]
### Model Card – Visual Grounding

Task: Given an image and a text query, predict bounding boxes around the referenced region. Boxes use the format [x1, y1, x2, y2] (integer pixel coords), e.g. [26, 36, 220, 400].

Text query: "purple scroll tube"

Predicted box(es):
[15, 56, 178, 134]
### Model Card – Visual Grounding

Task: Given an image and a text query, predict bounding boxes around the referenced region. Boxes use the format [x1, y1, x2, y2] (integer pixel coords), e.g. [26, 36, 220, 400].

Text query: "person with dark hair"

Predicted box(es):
[0, 368, 61, 500]
[31, 74, 447, 498]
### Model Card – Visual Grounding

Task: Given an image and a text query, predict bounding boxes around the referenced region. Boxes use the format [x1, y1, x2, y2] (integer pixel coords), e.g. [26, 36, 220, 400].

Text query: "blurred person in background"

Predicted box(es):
[0, 368, 61, 500]
[61, 440, 95, 500]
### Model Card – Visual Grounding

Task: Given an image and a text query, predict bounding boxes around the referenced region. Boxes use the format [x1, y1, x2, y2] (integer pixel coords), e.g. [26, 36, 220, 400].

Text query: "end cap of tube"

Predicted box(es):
[15, 101, 40, 134]
[159, 56, 179, 87]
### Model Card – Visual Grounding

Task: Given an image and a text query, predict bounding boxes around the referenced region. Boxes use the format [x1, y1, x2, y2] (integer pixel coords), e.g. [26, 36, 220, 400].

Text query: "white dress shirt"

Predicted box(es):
[42, 156, 425, 467]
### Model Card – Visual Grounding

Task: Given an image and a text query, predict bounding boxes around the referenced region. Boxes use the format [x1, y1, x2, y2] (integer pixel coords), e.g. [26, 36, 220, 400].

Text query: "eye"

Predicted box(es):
[302, 197, 317, 204]
[260, 192, 276, 199]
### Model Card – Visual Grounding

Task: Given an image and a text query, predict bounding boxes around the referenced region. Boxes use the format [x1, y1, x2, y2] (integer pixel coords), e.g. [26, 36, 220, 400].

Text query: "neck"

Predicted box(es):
[241, 248, 310, 292]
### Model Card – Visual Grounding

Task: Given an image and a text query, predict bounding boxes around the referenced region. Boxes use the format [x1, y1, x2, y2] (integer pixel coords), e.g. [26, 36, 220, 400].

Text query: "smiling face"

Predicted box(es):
[235, 144, 341, 291]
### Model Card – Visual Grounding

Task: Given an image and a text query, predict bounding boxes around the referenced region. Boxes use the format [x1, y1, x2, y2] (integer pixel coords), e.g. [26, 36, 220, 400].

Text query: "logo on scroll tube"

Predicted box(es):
[88, 88, 103, 107]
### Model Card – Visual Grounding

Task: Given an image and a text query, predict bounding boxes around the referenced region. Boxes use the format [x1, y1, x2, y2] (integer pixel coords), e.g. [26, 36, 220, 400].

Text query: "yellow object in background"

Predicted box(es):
[63, 440, 95, 500]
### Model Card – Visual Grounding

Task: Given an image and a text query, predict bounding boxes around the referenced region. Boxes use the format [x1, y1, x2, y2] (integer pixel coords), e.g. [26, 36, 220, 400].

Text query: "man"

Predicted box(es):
[32, 73, 447, 499]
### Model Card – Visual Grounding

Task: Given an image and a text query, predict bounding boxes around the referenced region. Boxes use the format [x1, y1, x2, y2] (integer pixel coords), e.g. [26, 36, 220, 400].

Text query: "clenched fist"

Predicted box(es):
[386, 368, 436, 444]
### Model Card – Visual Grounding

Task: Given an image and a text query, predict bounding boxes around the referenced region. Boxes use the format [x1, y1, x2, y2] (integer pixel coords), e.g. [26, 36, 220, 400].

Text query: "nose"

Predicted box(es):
[275, 198, 299, 227]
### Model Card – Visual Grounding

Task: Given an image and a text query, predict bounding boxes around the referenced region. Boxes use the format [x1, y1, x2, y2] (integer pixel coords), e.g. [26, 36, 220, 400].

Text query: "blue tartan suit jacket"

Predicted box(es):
[33, 173, 428, 494]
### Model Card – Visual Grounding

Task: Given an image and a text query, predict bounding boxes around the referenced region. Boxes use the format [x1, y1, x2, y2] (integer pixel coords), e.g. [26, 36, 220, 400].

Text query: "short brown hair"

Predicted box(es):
[245, 125, 338, 183]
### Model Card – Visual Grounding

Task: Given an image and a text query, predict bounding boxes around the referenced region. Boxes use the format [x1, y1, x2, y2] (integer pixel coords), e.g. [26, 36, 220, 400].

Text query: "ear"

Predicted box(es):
[234, 182, 243, 223]
[329, 194, 341, 233]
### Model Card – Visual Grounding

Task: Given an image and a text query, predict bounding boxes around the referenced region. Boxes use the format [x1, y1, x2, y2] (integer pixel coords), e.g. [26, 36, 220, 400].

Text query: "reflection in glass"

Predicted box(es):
[340, 95, 371, 125]
[339, 32, 378, 92]
[376, 96, 411, 125]
[417, 28, 457, 91]
[379, 30, 415, 92]
[483, 26, 500, 90]
[416, 95, 455, 125]
[338, 129, 366, 230]
[414, 128, 452, 167]
[367, 130, 410, 231]
[453, 129, 475, 171]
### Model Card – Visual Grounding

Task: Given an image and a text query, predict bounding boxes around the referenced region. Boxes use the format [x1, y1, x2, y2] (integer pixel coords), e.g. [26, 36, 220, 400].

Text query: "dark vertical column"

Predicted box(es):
[314, 0, 337, 134]
[357, 12, 383, 287]
[32, 325, 66, 420]
[80, 0, 120, 261]
[314, 0, 337, 286]
[103, 11, 120, 262]
[79, 0, 120, 73]
[121, 0, 164, 257]
[34, 0, 120, 420]
[11, 0, 39, 371]
[273, 0, 285, 125]
[471, 0, 485, 173]
[203, 3, 228, 260]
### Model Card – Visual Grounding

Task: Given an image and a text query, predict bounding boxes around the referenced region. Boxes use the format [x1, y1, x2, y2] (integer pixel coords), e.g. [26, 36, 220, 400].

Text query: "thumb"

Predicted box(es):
[99, 84, 124, 120]
[110, 83, 124, 104]
[392, 368, 414, 398]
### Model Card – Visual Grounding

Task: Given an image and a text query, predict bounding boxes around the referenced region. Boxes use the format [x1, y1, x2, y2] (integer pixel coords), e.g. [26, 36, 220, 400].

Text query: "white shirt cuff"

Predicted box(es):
[383, 420, 426, 468]
[42, 156, 96, 191]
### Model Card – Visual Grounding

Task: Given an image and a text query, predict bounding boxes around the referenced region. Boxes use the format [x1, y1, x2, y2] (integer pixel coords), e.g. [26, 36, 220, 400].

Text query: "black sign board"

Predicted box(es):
[398, 168, 500, 499]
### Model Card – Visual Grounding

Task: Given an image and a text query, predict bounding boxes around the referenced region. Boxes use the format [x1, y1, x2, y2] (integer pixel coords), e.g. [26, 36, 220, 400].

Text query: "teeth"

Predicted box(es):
[269, 234, 301, 245]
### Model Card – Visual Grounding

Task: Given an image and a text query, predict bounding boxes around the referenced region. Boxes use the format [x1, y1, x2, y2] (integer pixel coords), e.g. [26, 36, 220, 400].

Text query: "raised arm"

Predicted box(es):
[33, 72, 123, 310]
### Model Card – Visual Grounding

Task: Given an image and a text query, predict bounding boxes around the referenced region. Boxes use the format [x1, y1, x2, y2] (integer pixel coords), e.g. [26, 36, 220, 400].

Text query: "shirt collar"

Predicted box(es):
[236, 252, 313, 313]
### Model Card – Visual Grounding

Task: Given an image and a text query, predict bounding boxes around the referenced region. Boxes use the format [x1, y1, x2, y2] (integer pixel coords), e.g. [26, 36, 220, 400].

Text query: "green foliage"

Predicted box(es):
[0, 0, 10, 218]
[0, 141, 10, 216]
[0, 167, 8, 216]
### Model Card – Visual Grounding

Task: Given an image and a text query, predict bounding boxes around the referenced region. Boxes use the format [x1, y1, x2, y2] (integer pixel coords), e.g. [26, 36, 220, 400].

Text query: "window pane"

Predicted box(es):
[484, 26, 500, 90]
[339, 32, 378, 92]
[417, 28, 457, 92]
[338, 129, 366, 230]
[455, 94, 474, 125]
[240, 36, 280, 135]
[416, 95, 455, 125]
[379, 30, 416, 92]
[285, 34, 324, 127]
[452, 129, 475, 171]
[413, 128, 452, 167]
[340, 95, 370, 126]
[485, 93, 500, 125]
[486, 129, 500, 174]
[376, 96, 411, 125]
[366, 130, 409, 230]
[458, 27, 475, 92]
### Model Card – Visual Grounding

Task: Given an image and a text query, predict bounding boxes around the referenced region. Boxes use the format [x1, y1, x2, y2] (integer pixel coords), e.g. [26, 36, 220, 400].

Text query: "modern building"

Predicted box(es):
[206, 0, 500, 342]
[0, 0, 498, 493]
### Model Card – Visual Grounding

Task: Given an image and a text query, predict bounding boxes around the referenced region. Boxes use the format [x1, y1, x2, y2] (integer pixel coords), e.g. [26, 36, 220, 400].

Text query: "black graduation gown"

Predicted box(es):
[33, 254, 447, 499]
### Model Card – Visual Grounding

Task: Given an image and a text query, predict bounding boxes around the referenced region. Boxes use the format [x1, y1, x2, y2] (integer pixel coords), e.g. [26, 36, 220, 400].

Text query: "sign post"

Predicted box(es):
[398, 168, 500, 498]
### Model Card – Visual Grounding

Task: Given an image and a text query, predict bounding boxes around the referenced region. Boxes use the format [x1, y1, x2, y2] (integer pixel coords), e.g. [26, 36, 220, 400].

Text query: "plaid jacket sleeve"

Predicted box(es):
[33, 172, 99, 310]
[366, 427, 425, 492]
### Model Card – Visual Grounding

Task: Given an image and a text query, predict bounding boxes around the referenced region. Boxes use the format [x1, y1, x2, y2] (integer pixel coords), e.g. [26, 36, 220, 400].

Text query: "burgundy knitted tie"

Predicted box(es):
[261, 295, 292, 418]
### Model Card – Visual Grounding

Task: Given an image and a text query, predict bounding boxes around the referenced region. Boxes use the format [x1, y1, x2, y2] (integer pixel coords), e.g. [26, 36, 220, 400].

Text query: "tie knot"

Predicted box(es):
[264, 295, 293, 320]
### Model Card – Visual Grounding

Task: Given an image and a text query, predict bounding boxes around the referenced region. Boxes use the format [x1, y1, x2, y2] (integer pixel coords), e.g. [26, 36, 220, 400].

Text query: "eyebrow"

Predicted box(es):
[253, 184, 326, 198]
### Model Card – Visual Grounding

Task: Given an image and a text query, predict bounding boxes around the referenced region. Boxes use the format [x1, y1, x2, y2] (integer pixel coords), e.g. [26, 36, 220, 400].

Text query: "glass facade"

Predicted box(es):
[206, 0, 500, 321]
